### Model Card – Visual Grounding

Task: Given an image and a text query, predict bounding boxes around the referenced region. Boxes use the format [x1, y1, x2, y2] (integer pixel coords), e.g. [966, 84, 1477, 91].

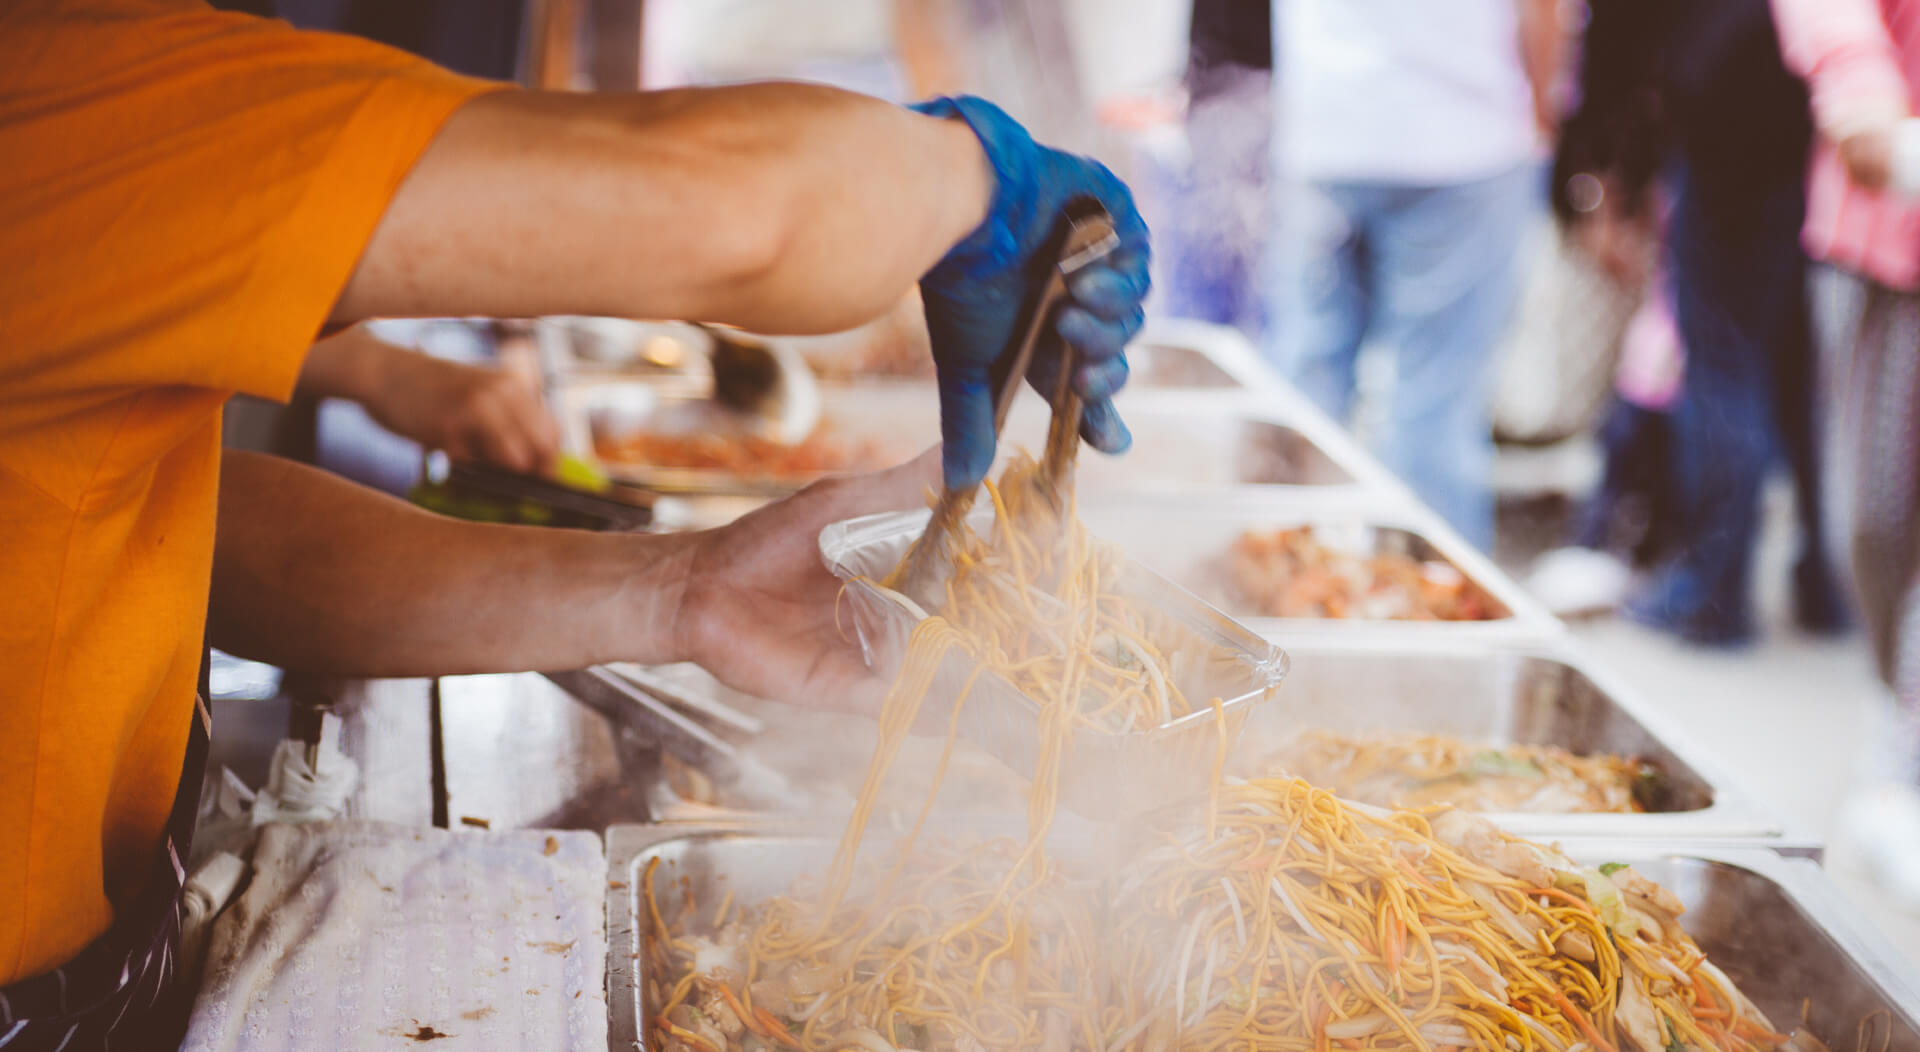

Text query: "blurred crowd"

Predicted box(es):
[1146, 0, 1920, 907]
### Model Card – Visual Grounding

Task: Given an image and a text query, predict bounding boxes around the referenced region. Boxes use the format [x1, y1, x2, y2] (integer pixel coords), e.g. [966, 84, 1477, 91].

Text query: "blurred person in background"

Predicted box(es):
[213, 0, 524, 79]
[1153, 0, 1273, 341]
[1773, 0, 1920, 908]
[1538, 0, 1845, 645]
[1269, 0, 1561, 551]
[1526, 288, 1687, 615]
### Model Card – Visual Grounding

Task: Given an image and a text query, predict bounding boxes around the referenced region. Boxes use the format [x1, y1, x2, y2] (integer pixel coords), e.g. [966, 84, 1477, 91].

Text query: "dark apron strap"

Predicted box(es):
[0, 690, 212, 1051]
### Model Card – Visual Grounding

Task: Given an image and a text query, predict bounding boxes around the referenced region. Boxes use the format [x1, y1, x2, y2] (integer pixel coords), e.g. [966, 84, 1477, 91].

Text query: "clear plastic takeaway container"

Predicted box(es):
[818, 507, 1289, 818]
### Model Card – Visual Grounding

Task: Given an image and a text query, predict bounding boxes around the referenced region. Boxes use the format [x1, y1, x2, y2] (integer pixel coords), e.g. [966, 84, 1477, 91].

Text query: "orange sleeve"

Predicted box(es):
[0, 1, 513, 406]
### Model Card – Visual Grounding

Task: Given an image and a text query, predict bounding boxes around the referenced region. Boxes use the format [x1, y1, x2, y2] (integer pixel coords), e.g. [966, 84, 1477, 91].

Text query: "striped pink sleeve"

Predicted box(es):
[1772, 0, 1911, 138]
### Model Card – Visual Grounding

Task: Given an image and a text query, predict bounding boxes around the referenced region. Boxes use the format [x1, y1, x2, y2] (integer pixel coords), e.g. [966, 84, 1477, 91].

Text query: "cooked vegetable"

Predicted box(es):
[1262, 730, 1650, 813]
[1213, 525, 1501, 621]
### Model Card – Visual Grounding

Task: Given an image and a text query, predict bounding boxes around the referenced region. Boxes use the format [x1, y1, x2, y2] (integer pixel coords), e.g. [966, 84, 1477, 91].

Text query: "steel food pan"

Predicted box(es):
[563, 380, 1362, 497]
[1073, 493, 1559, 637]
[605, 827, 1920, 1052]
[1228, 637, 1794, 842]
[639, 639, 1794, 845]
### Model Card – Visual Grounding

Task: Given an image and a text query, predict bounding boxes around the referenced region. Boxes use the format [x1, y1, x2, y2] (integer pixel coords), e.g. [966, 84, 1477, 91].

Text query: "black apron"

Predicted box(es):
[0, 692, 211, 1052]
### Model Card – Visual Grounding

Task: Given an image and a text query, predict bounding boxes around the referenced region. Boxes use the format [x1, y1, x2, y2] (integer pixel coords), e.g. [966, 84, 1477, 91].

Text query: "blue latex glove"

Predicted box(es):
[912, 95, 1152, 489]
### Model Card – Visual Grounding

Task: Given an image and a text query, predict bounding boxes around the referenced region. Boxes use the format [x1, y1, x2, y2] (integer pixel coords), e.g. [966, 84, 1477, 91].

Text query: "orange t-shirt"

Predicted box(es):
[0, 0, 504, 985]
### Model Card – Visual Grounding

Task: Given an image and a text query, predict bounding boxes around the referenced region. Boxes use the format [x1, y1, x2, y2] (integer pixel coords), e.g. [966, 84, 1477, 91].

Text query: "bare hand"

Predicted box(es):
[371, 351, 562, 474]
[670, 449, 940, 714]
[1841, 126, 1895, 191]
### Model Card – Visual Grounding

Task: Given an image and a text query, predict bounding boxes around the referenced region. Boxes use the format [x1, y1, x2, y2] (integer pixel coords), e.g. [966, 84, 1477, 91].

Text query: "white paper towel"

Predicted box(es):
[183, 821, 607, 1052]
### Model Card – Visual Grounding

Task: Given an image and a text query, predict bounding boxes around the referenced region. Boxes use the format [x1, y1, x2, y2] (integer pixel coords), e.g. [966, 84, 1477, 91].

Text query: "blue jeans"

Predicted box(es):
[1627, 160, 1843, 644]
[1270, 166, 1536, 549]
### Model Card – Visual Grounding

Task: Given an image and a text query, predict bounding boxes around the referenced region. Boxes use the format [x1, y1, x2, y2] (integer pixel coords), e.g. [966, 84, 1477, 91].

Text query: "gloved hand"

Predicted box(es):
[912, 95, 1151, 489]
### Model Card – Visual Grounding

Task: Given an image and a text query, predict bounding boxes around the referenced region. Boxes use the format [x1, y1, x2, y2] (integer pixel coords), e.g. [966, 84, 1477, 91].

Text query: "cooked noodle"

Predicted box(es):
[644, 458, 1820, 1052]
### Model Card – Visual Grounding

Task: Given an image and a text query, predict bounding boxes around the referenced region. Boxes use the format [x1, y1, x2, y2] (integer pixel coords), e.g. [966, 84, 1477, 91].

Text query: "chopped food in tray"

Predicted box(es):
[642, 781, 1838, 1052]
[593, 426, 891, 481]
[1261, 729, 1657, 814]
[1216, 525, 1502, 621]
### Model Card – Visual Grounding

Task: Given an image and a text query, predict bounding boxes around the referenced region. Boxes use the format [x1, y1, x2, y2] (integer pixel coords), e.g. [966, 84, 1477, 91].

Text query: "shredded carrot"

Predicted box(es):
[756, 1007, 803, 1050]
[656, 1014, 721, 1052]
[1399, 858, 1437, 890]
[1548, 989, 1620, 1052]
[1692, 972, 1731, 1019]
[1382, 908, 1406, 974]
[1528, 885, 1598, 914]
[714, 982, 760, 1038]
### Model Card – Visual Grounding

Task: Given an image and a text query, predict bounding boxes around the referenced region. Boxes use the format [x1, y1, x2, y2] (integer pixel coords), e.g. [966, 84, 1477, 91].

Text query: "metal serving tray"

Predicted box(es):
[636, 639, 1799, 847]
[1074, 492, 1560, 638]
[604, 826, 1920, 1052]
[1230, 636, 1799, 844]
[562, 380, 1363, 497]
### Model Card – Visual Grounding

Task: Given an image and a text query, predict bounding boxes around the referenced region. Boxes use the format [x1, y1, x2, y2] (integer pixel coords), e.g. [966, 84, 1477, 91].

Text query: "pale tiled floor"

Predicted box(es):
[1551, 484, 1920, 978]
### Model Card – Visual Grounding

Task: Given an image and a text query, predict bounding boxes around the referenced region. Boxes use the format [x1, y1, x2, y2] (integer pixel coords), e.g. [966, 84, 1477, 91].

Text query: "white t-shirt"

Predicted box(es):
[1276, 0, 1539, 184]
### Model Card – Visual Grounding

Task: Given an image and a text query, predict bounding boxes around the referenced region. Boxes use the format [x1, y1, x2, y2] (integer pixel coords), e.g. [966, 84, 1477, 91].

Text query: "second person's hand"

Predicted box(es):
[380, 351, 561, 475]
[299, 325, 563, 475]
[910, 95, 1152, 490]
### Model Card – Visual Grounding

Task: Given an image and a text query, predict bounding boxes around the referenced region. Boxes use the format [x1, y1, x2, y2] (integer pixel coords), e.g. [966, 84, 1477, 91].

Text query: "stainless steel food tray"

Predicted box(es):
[637, 638, 1803, 848]
[1232, 636, 1804, 844]
[1074, 491, 1561, 639]
[560, 380, 1368, 495]
[605, 826, 1920, 1052]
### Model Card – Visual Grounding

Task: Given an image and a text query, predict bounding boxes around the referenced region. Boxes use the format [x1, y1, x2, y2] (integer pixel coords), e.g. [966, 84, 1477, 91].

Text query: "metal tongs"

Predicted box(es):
[893, 200, 1122, 610]
[543, 663, 762, 780]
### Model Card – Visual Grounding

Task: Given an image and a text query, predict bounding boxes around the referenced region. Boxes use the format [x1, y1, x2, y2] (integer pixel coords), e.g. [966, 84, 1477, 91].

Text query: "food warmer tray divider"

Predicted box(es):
[631, 633, 1811, 851]
[604, 825, 1919, 1052]
[558, 376, 1383, 496]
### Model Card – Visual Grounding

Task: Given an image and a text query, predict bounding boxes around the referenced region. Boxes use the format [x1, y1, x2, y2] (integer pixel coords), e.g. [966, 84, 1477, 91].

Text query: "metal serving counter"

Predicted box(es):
[296, 321, 1911, 1047]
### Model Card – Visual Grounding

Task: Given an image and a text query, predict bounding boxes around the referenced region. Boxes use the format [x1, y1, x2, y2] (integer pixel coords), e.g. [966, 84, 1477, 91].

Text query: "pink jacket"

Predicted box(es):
[1773, 0, 1920, 290]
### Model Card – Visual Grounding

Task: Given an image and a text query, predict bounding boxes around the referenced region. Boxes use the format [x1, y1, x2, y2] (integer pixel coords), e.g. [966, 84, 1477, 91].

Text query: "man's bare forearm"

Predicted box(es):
[334, 84, 992, 333]
[211, 451, 693, 676]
